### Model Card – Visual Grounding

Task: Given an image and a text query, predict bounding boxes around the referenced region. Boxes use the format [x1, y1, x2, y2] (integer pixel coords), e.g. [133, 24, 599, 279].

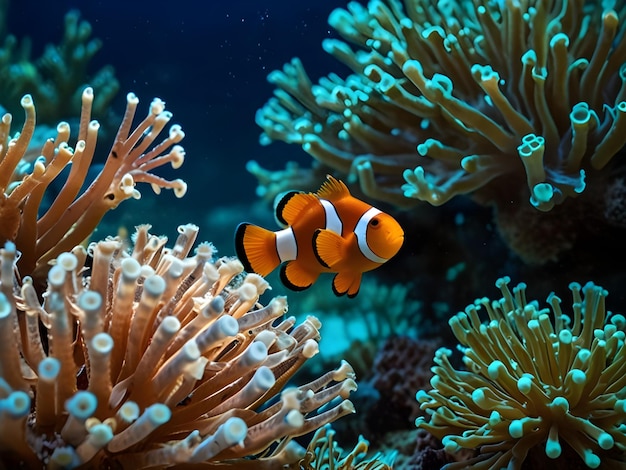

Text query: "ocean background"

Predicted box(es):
[6, 1, 626, 465]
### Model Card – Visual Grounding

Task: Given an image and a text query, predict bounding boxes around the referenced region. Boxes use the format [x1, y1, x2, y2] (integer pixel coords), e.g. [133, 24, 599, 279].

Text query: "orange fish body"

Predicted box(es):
[235, 176, 404, 297]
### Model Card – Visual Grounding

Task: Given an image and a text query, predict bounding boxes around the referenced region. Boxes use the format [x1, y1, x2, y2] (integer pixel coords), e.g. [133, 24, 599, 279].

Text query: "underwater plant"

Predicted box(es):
[255, 0, 626, 263]
[416, 277, 626, 469]
[0, 87, 187, 283]
[0, 9, 119, 124]
[0, 224, 357, 467]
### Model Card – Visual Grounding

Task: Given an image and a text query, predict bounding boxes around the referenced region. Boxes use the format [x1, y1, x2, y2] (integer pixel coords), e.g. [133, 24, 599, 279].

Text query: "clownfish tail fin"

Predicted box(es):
[234, 223, 280, 277]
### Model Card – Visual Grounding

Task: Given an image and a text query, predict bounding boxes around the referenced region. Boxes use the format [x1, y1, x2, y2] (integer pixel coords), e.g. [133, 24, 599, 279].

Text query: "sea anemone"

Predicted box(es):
[416, 277, 626, 469]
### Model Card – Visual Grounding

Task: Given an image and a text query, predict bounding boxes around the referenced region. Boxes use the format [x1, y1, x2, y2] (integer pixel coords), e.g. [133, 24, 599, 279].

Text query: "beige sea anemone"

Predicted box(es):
[0, 224, 356, 467]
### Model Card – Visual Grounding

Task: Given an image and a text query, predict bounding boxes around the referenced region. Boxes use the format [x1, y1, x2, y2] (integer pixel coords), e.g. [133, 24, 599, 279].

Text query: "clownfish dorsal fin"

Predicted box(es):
[275, 191, 319, 226]
[316, 175, 350, 201]
[313, 228, 346, 269]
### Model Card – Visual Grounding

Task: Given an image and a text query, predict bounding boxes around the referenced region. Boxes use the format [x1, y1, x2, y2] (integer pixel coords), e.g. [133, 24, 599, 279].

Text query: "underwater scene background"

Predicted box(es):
[1, 0, 626, 468]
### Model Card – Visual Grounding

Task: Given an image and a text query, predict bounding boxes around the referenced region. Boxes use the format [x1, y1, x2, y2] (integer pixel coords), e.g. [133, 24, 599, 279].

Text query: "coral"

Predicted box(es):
[404, 428, 459, 470]
[368, 335, 438, 426]
[0, 9, 119, 124]
[416, 277, 626, 469]
[298, 424, 394, 470]
[256, 0, 626, 263]
[357, 428, 465, 470]
[0, 223, 357, 468]
[246, 159, 330, 203]
[0, 87, 187, 283]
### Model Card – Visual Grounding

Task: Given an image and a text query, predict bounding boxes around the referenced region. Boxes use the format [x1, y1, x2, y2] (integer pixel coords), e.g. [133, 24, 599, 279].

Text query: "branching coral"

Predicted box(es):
[0, 87, 187, 282]
[0, 9, 119, 124]
[416, 277, 626, 469]
[298, 424, 394, 470]
[256, 0, 626, 262]
[0, 223, 357, 468]
[246, 159, 330, 202]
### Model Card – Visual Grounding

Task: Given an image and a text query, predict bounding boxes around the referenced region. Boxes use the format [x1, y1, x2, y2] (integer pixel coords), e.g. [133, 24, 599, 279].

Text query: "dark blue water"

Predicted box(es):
[8, 0, 347, 211]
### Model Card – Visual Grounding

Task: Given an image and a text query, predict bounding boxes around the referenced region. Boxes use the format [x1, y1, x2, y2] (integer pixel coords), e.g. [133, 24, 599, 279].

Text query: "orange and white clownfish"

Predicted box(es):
[235, 175, 404, 297]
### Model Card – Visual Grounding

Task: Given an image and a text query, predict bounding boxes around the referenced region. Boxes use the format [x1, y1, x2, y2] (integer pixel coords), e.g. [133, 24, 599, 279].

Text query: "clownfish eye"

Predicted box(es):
[369, 218, 380, 227]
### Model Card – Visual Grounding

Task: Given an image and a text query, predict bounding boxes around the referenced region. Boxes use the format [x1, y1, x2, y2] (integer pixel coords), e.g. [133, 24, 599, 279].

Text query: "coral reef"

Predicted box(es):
[0, 88, 187, 283]
[0, 223, 358, 468]
[8, 1, 626, 468]
[0, 9, 119, 125]
[256, 0, 626, 263]
[416, 277, 626, 469]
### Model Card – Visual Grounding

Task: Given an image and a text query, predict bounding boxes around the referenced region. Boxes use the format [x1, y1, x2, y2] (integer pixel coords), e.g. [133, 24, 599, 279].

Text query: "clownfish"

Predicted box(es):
[235, 175, 404, 297]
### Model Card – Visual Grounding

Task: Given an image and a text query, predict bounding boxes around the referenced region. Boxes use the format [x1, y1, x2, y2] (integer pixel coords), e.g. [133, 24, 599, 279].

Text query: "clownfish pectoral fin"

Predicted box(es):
[332, 271, 362, 298]
[316, 175, 350, 201]
[280, 261, 319, 291]
[275, 191, 319, 227]
[312, 229, 346, 269]
[235, 223, 280, 277]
